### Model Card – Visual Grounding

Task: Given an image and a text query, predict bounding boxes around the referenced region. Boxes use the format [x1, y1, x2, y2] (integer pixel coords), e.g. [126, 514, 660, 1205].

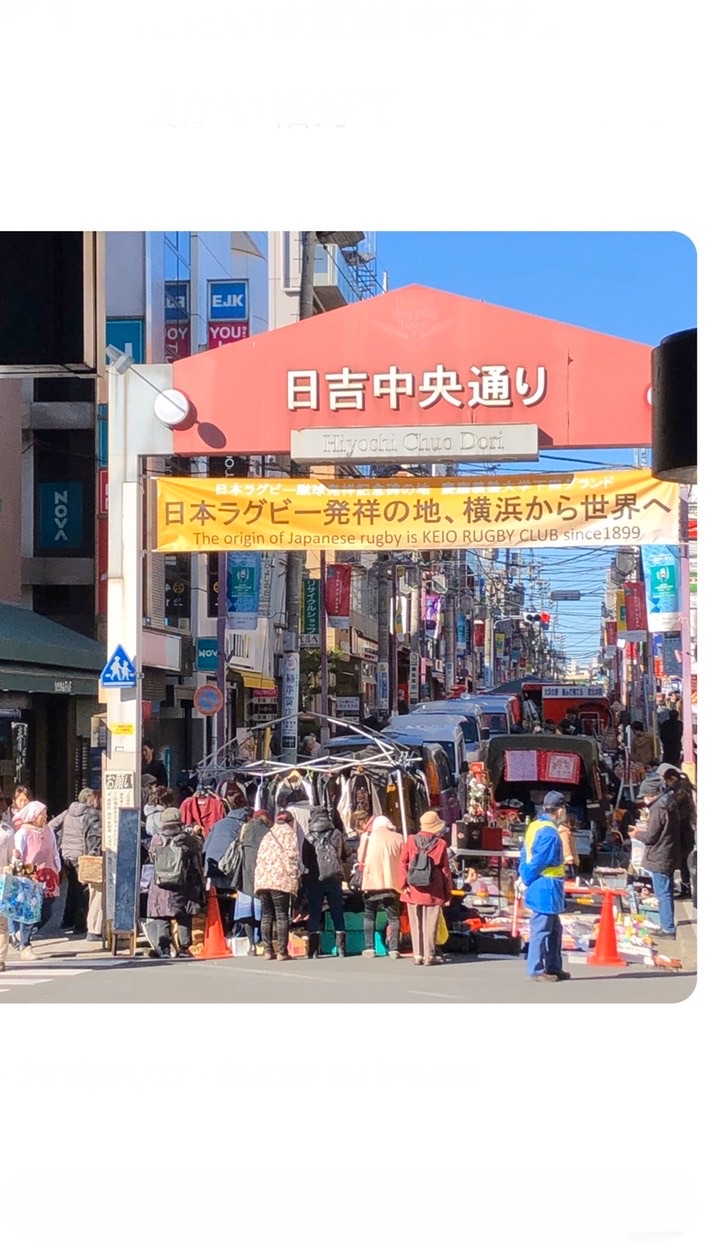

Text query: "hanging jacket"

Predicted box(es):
[519, 813, 565, 915]
[179, 792, 226, 837]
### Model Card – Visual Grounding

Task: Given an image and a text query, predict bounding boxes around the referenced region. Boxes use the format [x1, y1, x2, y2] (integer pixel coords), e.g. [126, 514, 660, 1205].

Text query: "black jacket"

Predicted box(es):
[642, 788, 681, 876]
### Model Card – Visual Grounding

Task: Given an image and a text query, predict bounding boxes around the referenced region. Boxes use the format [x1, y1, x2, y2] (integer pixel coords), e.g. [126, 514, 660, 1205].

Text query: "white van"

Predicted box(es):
[406, 701, 483, 763]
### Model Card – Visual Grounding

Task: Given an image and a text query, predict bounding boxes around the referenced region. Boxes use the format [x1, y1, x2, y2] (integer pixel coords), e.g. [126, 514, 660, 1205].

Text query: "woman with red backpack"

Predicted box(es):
[399, 810, 452, 967]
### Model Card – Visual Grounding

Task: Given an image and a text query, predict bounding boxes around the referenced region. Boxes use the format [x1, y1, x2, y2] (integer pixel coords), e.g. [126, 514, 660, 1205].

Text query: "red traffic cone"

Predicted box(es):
[197, 885, 232, 961]
[587, 890, 627, 967]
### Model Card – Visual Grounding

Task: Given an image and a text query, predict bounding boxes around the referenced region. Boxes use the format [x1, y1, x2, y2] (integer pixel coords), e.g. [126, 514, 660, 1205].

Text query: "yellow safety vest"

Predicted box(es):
[524, 818, 565, 878]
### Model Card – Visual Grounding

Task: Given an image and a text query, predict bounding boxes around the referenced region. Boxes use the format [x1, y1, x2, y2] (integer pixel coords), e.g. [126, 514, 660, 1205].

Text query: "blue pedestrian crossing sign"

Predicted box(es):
[101, 644, 137, 688]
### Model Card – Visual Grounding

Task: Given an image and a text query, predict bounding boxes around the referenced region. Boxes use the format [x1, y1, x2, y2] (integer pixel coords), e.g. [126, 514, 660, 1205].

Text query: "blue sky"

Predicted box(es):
[375, 231, 697, 666]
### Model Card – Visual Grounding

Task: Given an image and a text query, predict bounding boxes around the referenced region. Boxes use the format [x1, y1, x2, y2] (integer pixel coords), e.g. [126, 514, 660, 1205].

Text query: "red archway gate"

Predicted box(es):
[171, 284, 653, 456]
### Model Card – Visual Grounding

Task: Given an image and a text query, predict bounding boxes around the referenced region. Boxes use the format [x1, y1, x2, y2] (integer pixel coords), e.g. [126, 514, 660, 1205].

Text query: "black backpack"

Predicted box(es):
[312, 829, 341, 881]
[407, 835, 438, 889]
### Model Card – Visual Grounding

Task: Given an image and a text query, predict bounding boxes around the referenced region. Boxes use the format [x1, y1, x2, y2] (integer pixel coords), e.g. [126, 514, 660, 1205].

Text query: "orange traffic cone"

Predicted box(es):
[587, 890, 627, 967]
[197, 885, 232, 960]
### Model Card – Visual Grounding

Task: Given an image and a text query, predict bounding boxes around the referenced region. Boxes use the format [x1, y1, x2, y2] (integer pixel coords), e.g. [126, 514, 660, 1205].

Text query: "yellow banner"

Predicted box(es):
[154, 471, 680, 553]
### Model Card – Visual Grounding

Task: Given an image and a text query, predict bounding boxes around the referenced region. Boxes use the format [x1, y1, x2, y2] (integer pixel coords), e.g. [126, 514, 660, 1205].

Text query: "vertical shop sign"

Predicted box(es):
[301, 578, 320, 646]
[662, 631, 683, 677]
[325, 564, 352, 629]
[164, 280, 191, 361]
[642, 544, 681, 632]
[408, 651, 420, 703]
[376, 662, 390, 715]
[624, 581, 648, 632]
[456, 615, 467, 653]
[281, 651, 300, 753]
[226, 553, 261, 630]
[38, 483, 84, 550]
[495, 631, 506, 658]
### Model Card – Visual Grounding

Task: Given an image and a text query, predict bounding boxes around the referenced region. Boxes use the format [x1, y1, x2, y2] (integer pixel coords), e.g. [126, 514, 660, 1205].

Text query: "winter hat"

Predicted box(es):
[543, 791, 566, 810]
[157, 807, 182, 826]
[419, 810, 446, 834]
[18, 800, 47, 825]
[371, 815, 396, 833]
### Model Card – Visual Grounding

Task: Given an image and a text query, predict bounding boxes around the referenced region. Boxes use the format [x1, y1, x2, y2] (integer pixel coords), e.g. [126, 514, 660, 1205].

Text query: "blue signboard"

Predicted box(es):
[208, 279, 249, 323]
[165, 280, 190, 321]
[106, 318, 145, 363]
[38, 483, 84, 549]
[101, 645, 137, 688]
[226, 553, 261, 629]
[196, 637, 218, 670]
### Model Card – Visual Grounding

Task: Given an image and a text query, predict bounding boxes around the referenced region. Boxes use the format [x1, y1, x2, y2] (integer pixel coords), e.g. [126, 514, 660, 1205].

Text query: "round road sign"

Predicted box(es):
[194, 683, 224, 717]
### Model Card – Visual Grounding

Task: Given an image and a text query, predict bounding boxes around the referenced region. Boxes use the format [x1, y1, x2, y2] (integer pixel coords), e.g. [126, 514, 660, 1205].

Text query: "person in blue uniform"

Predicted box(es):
[519, 790, 570, 983]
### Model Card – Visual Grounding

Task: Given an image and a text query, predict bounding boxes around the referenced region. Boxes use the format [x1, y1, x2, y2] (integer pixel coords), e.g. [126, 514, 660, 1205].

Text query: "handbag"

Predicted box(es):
[218, 837, 246, 891]
[78, 855, 103, 886]
[348, 836, 367, 892]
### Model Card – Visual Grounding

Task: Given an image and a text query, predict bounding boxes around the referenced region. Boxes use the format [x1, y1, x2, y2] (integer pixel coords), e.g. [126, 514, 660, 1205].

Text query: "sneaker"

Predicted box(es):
[362, 949, 376, 958]
[262, 951, 274, 960]
[652, 929, 677, 938]
[414, 957, 423, 966]
[530, 973, 558, 982]
[276, 952, 291, 961]
[85, 933, 102, 943]
[552, 971, 572, 981]
[423, 956, 443, 966]
[20, 945, 37, 961]
[388, 950, 400, 960]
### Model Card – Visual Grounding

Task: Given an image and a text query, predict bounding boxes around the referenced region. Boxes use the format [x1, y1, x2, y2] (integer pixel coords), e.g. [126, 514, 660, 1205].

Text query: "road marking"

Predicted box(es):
[0, 978, 53, 987]
[2, 968, 95, 977]
[404, 988, 467, 1001]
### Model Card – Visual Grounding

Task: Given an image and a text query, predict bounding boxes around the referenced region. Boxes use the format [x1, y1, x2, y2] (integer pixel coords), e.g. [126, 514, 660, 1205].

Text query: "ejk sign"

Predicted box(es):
[208, 280, 249, 323]
[207, 279, 250, 350]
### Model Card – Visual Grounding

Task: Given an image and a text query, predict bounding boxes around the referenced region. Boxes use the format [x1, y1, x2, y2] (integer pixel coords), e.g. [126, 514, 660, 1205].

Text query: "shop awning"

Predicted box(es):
[240, 673, 277, 691]
[0, 665, 98, 697]
[0, 601, 104, 694]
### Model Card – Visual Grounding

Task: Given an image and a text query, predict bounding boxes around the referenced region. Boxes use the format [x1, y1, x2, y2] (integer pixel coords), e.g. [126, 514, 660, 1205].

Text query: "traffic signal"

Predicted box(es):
[540, 612, 551, 630]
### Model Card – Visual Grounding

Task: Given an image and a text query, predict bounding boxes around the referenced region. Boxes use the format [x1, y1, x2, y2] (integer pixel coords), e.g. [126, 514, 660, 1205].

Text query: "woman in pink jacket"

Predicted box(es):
[11, 800, 61, 959]
[399, 810, 452, 967]
[358, 815, 404, 959]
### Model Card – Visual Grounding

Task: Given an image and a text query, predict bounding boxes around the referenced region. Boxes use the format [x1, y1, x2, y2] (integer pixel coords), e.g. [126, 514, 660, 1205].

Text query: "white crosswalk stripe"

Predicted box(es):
[0, 962, 130, 994]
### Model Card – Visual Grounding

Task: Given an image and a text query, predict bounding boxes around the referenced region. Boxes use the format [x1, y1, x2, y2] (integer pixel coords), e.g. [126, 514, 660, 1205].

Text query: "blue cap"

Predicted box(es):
[543, 790, 566, 809]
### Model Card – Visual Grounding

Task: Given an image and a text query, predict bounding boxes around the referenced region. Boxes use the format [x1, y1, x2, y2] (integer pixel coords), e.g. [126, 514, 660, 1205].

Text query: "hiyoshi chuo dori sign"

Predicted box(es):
[154, 471, 678, 553]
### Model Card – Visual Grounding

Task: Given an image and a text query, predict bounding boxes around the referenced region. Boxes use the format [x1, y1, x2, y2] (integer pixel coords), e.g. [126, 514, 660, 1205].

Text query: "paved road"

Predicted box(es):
[0, 948, 695, 1004]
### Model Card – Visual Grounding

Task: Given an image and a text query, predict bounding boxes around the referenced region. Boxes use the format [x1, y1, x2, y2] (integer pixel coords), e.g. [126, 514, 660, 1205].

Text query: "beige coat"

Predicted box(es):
[254, 822, 301, 896]
[359, 826, 404, 893]
[558, 821, 579, 870]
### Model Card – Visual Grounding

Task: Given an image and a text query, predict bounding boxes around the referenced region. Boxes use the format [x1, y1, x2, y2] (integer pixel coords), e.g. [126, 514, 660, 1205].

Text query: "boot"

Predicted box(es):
[335, 931, 347, 957]
[307, 932, 320, 959]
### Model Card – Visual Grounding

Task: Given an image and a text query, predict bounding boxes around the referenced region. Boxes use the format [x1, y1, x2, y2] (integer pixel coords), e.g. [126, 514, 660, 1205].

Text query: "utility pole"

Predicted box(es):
[281, 231, 318, 761]
[319, 551, 329, 742]
[443, 589, 456, 694]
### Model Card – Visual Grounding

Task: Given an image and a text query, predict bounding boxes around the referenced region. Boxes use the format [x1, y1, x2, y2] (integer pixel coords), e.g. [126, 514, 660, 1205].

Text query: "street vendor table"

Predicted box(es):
[450, 847, 520, 893]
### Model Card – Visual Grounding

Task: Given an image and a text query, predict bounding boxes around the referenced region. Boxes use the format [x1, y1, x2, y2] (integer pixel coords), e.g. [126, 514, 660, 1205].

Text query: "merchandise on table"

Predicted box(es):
[0, 872, 45, 923]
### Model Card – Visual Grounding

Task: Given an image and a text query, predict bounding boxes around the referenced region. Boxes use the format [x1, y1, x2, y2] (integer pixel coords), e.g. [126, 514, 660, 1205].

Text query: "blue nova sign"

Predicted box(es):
[208, 280, 248, 323]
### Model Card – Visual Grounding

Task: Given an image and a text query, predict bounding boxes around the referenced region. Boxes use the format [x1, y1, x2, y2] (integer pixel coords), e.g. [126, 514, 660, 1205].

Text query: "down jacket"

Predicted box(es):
[146, 819, 206, 919]
[642, 788, 681, 876]
[50, 801, 102, 861]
